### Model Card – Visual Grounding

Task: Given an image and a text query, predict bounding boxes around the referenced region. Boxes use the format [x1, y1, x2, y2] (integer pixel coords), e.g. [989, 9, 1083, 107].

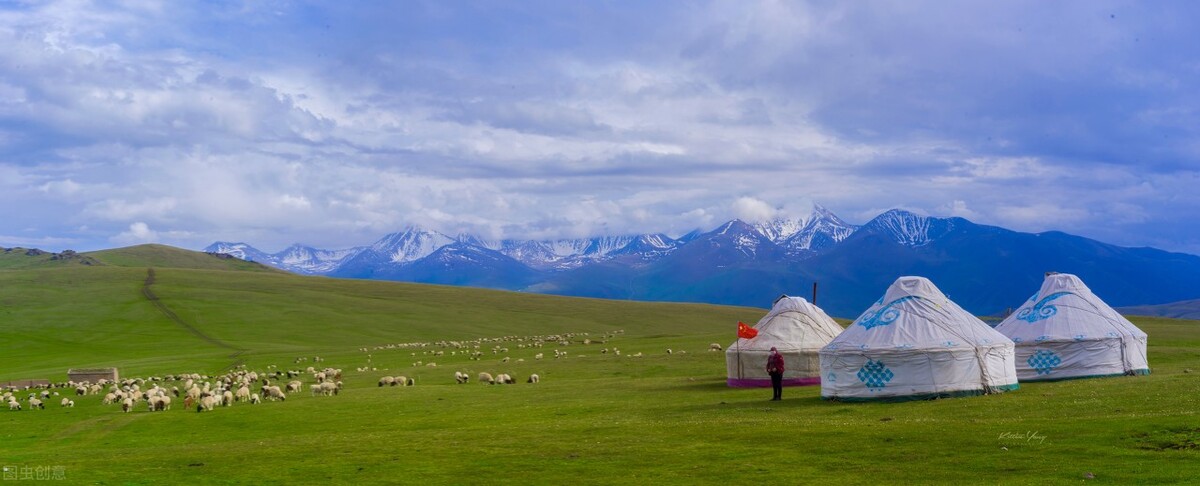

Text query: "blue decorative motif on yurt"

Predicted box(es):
[857, 360, 894, 390]
[1026, 350, 1061, 375]
[1015, 292, 1071, 323]
[855, 296, 917, 330]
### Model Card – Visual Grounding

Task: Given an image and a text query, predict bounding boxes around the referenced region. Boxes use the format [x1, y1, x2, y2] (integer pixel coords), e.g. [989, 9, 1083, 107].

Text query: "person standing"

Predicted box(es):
[766, 346, 785, 401]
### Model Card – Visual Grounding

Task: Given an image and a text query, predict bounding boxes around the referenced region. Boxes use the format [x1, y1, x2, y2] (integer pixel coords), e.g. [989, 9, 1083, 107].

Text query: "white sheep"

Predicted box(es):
[709, 343, 722, 351]
[249, 393, 261, 404]
[454, 371, 469, 384]
[222, 390, 234, 406]
[235, 386, 250, 402]
[121, 398, 133, 413]
[60, 398, 72, 407]
[396, 376, 413, 386]
[378, 376, 395, 387]
[8, 401, 20, 411]
[535, 353, 544, 360]
[527, 374, 540, 384]
[478, 372, 494, 385]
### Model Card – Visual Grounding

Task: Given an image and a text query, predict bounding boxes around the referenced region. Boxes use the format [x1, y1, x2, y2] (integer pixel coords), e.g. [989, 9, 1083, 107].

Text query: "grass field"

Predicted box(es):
[1, 245, 1197, 484]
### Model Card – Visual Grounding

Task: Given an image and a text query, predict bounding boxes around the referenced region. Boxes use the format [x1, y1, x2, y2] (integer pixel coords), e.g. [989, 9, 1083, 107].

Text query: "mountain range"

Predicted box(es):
[204, 204, 1200, 318]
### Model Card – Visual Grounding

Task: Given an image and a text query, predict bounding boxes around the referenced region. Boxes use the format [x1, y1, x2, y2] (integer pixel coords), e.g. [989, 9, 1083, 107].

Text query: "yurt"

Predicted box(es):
[820, 276, 1019, 401]
[726, 295, 844, 387]
[995, 272, 1149, 381]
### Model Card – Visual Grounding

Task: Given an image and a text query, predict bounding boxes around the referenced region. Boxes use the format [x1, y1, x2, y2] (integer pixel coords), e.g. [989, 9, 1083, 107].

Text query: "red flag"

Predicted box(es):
[737, 321, 758, 339]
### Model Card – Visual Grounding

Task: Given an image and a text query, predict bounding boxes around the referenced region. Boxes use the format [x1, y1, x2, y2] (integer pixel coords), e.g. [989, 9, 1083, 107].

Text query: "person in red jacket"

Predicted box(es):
[766, 346, 785, 401]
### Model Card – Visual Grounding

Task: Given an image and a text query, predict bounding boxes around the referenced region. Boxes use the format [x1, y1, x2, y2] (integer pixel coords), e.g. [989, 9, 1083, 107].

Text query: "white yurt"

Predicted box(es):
[820, 276, 1019, 401]
[726, 295, 844, 387]
[995, 272, 1149, 381]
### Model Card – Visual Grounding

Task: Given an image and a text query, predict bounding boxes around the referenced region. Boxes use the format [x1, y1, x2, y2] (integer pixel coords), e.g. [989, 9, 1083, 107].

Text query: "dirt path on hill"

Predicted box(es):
[142, 268, 247, 370]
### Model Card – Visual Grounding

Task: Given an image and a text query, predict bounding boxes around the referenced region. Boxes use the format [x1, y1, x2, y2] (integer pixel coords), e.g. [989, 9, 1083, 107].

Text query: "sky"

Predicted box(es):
[2, 1, 1199, 254]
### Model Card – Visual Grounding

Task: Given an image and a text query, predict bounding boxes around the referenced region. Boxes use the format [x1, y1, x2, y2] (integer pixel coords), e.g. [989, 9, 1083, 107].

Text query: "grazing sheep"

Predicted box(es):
[286, 381, 303, 393]
[495, 374, 514, 385]
[75, 386, 87, 396]
[378, 376, 395, 387]
[395, 376, 413, 386]
[709, 343, 722, 351]
[60, 398, 71, 407]
[666, 348, 673, 355]
[222, 390, 234, 406]
[184, 396, 195, 410]
[28, 398, 44, 410]
[8, 401, 20, 411]
[264, 386, 286, 401]
[454, 371, 469, 384]
[478, 372, 494, 385]
[235, 386, 250, 402]
[196, 395, 217, 412]
[527, 374, 540, 384]
[249, 393, 261, 404]
[121, 398, 133, 413]
[535, 353, 544, 360]
[317, 382, 340, 396]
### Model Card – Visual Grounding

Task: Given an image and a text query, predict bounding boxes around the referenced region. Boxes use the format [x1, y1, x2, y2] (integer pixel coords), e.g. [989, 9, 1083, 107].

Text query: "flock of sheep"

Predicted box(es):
[5, 328, 721, 415]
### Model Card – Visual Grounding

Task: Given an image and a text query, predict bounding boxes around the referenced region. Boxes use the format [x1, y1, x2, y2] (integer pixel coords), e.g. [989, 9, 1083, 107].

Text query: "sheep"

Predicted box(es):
[317, 382, 340, 396]
[235, 386, 250, 402]
[196, 395, 217, 412]
[286, 381, 303, 393]
[396, 376, 413, 386]
[121, 398, 133, 413]
[495, 374, 514, 385]
[222, 390, 234, 406]
[527, 374, 540, 384]
[454, 371, 469, 384]
[709, 343, 723, 351]
[75, 386, 87, 396]
[535, 353, 544, 360]
[60, 398, 72, 407]
[249, 393, 261, 404]
[378, 376, 395, 387]
[184, 396, 195, 410]
[102, 392, 118, 405]
[8, 401, 20, 411]
[28, 398, 44, 410]
[666, 348, 673, 355]
[478, 372, 494, 385]
[264, 386, 286, 401]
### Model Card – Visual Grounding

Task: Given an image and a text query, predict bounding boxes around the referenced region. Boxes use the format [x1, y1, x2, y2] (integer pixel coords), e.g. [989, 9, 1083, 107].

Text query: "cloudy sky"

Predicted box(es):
[2, 1, 1199, 254]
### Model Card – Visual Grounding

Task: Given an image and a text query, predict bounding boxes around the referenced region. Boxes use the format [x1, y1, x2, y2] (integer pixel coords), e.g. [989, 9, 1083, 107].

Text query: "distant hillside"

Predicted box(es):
[1118, 299, 1200, 320]
[0, 247, 101, 269]
[86, 244, 279, 272]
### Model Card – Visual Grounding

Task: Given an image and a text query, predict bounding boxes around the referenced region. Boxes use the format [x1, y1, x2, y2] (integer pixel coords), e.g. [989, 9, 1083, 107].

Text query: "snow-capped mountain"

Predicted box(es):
[371, 227, 457, 264]
[204, 242, 275, 263]
[752, 218, 806, 243]
[856, 209, 957, 247]
[276, 244, 364, 274]
[781, 204, 859, 254]
[203, 204, 1200, 319]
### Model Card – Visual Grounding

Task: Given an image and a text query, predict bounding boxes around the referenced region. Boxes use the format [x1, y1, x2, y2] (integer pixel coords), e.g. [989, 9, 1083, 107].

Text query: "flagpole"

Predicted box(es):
[737, 333, 743, 379]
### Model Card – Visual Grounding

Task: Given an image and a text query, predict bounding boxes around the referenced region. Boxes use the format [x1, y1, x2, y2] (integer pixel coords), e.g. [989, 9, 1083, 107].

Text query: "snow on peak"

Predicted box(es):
[372, 226, 456, 263]
[867, 209, 953, 246]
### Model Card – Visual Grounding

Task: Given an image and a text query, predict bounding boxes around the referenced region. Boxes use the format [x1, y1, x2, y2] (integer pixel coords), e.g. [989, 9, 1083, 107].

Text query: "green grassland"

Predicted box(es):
[1, 245, 1197, 484]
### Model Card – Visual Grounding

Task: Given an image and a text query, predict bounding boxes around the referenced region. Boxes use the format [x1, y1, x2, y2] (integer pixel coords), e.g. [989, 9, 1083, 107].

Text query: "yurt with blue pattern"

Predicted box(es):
[995, 273, 1149, 381]
[819, 276, 1019, 401]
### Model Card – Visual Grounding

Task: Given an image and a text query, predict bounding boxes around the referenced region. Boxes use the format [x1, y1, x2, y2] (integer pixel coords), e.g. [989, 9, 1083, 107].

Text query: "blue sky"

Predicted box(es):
[2, 1, 1199, 254]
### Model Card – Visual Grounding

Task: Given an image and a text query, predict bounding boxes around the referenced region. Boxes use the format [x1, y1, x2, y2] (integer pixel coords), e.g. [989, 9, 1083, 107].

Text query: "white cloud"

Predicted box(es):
[113, 221, 159, 244]
[731, 196, 776, 223]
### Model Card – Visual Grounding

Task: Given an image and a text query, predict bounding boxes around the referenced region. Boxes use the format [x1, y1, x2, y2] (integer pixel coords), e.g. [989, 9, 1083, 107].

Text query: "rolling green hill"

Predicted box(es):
[0, 245, 1197, 484]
